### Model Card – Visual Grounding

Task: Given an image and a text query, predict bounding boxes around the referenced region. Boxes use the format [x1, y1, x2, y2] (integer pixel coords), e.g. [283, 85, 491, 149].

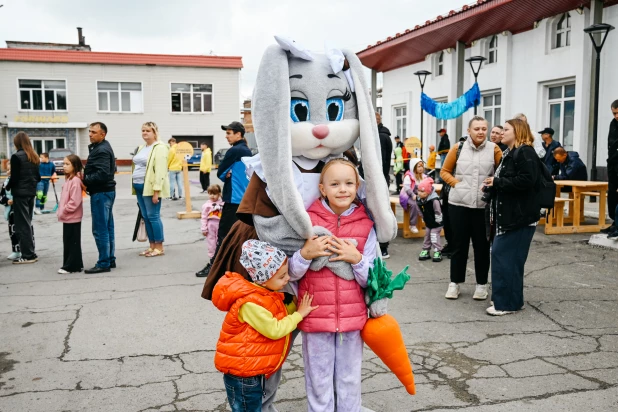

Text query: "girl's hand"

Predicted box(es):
[296, 293, 319, 318]
[328, 237, 362, 265]
[152, 192, 159, 204]
[202, 231, 208, 236]
[483, 177, 494, 187]
[300, 236, 331, 260]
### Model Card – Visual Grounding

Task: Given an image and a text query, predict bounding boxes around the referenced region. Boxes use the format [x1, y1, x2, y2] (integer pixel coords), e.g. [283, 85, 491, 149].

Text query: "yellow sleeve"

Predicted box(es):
[167, 146, 175, 169]
[238, 302, 303, 340]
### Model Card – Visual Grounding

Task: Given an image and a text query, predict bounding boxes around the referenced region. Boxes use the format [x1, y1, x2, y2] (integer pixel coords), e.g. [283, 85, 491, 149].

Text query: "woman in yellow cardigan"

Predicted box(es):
[132, 122, 170, 257]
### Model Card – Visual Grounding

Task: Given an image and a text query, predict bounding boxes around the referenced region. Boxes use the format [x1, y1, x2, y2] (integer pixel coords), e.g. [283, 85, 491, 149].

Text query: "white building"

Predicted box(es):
[0, 33, 242, 164]
[358, 0, 618, 179]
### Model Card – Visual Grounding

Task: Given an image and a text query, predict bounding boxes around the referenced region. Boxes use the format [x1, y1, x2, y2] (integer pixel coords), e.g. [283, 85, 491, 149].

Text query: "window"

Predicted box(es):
[171, 83, 213, 113]
[554, 13, 571, 49]
[482, 92, 502, 131]
[97, 82, 143, 112]
[548, 84, 575, 150]
[437, 52, 444, 76]
[393, 106, 407, 138]
[31, 138, 65, 154]
[19, 80, 67, 111]
[488, 36, 498, 64]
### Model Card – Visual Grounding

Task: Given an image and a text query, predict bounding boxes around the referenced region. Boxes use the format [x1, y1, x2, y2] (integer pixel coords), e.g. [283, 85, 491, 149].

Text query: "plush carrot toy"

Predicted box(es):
[361, 259, 416, 395]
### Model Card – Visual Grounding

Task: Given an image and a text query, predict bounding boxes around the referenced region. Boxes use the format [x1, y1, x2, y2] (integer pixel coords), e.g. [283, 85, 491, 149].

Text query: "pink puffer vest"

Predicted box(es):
[297, 200, 374, 333]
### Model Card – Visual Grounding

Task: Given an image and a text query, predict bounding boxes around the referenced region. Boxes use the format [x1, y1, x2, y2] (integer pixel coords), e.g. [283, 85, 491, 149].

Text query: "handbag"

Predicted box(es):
[440, 142, 464, 202]
[132, 207, 148, 242]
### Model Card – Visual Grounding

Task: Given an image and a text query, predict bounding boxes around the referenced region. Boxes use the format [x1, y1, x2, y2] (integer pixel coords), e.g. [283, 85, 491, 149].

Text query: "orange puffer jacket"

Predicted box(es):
[212, 272, 291, 378]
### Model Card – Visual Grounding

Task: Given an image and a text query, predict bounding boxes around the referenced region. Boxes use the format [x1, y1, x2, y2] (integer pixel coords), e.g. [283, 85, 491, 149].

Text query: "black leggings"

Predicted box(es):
[63, 222, 84, 272]
[12, 196, 36, 259]
[448, 204, 490, 285]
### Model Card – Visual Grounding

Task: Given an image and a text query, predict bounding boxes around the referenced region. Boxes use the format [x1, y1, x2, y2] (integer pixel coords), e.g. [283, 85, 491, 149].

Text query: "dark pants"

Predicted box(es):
[36, 180, 50, 209]
[12, 196, 36, 259]
[90, 191, 116, 269]
[212, 202, 240, 262]
[223, 374, 263, 412]
[491, 226, 536, 311]
[448, 204, 490, 285]
[395, 172, 403, 193]
[200, 171, 210, 191]
[62, 222, 84, 272]
[442, 197, 453, 247]
[609, 178, 617, 223]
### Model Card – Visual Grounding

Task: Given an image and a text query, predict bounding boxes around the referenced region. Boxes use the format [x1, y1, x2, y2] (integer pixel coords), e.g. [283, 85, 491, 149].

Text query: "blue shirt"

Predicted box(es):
[39, 162, 56, 181]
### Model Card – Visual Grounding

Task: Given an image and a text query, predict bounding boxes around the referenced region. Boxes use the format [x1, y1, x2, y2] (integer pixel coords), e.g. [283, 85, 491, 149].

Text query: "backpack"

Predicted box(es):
[535, 156, 556, 210]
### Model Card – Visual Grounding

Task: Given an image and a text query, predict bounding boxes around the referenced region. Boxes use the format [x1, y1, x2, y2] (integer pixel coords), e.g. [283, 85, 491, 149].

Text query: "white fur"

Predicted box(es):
[290, 119, 360, 159]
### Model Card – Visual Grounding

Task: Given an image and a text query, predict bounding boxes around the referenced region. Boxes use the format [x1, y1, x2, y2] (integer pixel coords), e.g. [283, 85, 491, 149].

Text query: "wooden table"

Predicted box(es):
[390, 184, 443, 239]
[545, 180, 608, 235]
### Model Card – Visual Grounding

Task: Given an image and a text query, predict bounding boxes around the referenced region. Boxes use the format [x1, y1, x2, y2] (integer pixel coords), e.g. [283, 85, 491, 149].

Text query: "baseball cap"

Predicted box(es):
[538, 127, 555, 136]
[221, 121, 245, 133]
[437, 129, 446, 133]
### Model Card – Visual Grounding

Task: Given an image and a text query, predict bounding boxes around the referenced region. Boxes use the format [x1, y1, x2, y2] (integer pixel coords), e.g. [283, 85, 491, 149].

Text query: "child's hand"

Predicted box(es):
[300, 236, 331, 260]
[202, 231, 208, 236]
[328, 237, 362, 265]
[7, 200, 13, 206]
[296, 293, 319, 318]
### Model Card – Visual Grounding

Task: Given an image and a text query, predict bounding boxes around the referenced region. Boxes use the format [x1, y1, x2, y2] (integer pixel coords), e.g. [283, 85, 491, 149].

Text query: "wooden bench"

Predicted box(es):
[390, 195, 445, 239]
[545, 198, 574, 233]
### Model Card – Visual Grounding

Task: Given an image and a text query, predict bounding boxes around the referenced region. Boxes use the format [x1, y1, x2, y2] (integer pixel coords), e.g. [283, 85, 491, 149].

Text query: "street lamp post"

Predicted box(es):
[413, 70, 431, 155]
[584, 23, 614, 183]
[465, 56, 487, 115]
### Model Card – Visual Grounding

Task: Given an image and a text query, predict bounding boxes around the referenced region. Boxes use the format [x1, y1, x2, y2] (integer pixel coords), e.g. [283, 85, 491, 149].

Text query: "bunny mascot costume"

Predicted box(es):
[203, 37, 397, 411]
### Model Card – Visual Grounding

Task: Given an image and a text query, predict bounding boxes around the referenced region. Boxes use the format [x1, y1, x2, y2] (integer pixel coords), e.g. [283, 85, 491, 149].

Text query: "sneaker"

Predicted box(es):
[445, 282, 460, 299]
[58, 268, 70, 274]
[172, 197, 178, 201]
[178, 196, 183, 199]
[196, 263, 212, 278]
[381, 251, 390, 259]
[13, 257, 38, 264]
[441, 244, 453, 258]
[432, 251, 443, 262]
[486, 306, 515, 316]
[84, 266, 111, 274]
[410, 226, 419, 234]
[418, 250, 431, 261]
[600, 225, 615, 234]
[473, 284, 489, 300]
[7, 252, 21, 260]
[608, 230, 618, 240]
[33, 208, 42, 215]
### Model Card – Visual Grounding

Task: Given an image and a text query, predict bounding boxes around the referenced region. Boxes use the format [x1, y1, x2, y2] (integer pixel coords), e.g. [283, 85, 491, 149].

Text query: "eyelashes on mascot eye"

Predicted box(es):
[290, 98, 309, 122]
[326, 97, 345, 122]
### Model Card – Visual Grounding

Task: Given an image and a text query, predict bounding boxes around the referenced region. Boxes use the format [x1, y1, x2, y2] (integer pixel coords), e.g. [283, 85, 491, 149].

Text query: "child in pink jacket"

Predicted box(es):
[201, 185, 224, 259]
[57, 155, 84, 274]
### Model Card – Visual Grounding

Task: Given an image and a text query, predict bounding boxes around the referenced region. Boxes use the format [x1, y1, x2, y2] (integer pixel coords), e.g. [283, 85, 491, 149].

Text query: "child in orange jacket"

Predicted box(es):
[212, 240, 318, 411]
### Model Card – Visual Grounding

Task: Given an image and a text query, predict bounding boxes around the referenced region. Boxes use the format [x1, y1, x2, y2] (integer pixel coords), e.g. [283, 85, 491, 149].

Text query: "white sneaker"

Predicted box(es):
[7, 252, 21, 260]
[486, 306, 515, 316]
[473, 284, 489, 300]
[58, 268, 70, 274]
[34, 208, 42, 215]
[410, 226, 419, 233]
[445, 282, 460, 299]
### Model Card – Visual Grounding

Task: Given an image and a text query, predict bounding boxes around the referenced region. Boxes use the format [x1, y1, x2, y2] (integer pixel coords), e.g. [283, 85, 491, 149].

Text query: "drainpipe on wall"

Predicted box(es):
[454, 41, 466, 140]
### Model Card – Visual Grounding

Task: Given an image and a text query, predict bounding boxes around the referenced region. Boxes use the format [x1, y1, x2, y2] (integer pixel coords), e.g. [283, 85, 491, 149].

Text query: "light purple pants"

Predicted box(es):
[302, 331, 363, 412]
[423, 227, 442, 252]
[408, 203, 420, 227]
[206, 219, 219, 259]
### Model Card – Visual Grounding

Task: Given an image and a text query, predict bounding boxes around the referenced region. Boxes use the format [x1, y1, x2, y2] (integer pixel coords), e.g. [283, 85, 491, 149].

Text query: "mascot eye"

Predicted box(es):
[326, 98, 344, 121]
[290, 98, 310, 122]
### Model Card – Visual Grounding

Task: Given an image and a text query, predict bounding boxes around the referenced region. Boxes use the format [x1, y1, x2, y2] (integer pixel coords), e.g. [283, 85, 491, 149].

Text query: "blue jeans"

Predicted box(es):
[491, 226, 536, 311]
[90, 191, 116, 268]
[36, 180, 50, 209]
[169, 170, 183, 198]
[440, 153, 447, 166]
[223, 374, 263, 412]
[133, 183, 164, 243]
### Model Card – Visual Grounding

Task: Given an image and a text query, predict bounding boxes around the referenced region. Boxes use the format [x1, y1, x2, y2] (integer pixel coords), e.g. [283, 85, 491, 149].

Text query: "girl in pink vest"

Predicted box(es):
[289, 158, 377, 412]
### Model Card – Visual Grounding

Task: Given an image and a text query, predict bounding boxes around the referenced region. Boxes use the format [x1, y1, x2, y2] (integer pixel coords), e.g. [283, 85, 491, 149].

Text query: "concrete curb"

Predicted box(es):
[588, 234, 618, 250]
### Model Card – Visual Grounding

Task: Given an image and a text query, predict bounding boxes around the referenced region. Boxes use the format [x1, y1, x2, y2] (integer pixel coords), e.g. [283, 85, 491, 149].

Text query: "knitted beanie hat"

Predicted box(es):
[418, 177, 434, 194]
[240, 240, 287, 285]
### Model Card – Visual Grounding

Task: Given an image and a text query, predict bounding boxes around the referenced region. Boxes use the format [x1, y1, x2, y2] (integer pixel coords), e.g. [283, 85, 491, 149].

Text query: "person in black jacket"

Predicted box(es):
[552, 148, 588, 193]
[376, 112, 392, 259]
[82, 122, 117, 274]
[437, 129, 450, 165]
[483, 119, 540, 316]
[6, 132, 41, 264]
[603, 100, 618, 235]
[196, 121, 252, 277]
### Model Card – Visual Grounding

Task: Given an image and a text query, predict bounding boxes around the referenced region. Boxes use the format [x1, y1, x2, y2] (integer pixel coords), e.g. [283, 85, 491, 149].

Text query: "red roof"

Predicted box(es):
[0, 48, 243, 69]
[358, 0, 618, 72]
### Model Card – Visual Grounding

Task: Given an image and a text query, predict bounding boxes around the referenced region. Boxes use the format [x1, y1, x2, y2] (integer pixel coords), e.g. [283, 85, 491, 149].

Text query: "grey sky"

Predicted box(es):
[0, 0, 466, 100]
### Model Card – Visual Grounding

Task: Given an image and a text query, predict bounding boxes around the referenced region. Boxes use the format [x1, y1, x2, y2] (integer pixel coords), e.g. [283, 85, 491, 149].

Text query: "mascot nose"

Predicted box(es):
[312, 124, 330, 140]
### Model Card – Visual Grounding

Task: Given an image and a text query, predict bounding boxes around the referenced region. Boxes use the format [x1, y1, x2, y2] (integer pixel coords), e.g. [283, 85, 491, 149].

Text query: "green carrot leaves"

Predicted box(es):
[366, 258, 410, 305]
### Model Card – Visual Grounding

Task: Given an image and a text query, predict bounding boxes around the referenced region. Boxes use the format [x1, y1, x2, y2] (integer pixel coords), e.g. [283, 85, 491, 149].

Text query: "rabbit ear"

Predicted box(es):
[253, 44, 313, 239]
[342, 49, 397, 243]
